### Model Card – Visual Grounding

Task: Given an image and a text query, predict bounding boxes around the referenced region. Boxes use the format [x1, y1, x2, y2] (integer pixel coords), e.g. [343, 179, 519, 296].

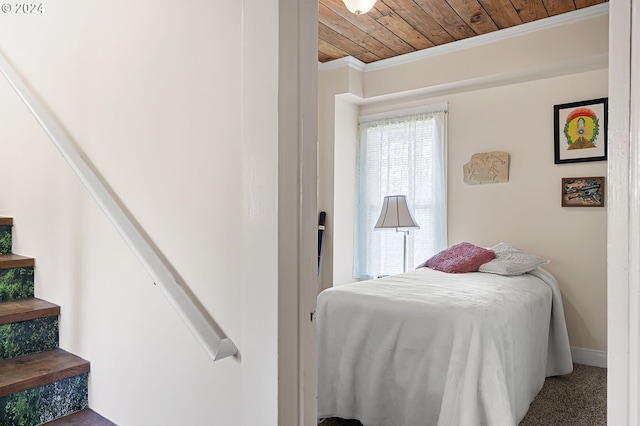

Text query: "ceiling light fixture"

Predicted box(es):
[341, 0, 378, 15]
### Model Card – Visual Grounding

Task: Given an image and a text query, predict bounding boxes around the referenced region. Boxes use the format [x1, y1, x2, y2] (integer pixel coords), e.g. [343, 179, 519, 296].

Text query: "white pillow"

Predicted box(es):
[478, 242, 548, 276]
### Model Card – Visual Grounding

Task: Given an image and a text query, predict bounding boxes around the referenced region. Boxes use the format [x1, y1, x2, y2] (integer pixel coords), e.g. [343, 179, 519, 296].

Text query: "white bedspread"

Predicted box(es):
[317, 267, 572, 426]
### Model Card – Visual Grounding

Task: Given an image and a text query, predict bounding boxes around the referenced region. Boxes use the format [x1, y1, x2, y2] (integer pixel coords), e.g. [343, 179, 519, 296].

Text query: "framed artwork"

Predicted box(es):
[554, 98, 608, 164]
[561, 177, 605, 207]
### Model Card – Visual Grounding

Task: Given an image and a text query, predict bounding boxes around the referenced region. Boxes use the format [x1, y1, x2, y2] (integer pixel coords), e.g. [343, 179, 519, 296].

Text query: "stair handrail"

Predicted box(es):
[0, 51, 238, 361]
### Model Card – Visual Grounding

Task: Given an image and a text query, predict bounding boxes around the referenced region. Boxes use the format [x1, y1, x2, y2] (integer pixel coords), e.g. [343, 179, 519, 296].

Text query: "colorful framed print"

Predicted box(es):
[554, 98, 608, 164]
[561, 177, 605, 207]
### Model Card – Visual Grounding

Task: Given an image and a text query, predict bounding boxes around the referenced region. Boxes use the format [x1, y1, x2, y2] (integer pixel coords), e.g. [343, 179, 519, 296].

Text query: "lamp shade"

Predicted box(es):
[341, 0, 377, 15]
[375, 195, 419, 229]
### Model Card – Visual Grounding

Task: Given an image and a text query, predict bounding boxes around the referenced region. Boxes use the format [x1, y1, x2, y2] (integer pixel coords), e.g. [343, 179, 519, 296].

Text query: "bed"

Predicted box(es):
[317, 244, 573, 426]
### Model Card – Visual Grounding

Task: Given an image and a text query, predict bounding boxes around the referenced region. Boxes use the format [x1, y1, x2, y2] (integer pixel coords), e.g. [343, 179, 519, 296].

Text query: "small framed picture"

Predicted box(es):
[561, 177, 605, 207]
[554, 98, 608, 164]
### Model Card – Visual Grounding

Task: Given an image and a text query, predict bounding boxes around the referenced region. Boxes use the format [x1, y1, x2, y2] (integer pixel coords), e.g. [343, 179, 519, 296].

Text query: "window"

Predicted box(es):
[353, 107, 447, 279]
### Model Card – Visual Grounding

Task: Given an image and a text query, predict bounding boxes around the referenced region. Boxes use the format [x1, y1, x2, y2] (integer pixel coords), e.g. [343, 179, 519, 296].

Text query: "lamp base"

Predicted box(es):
[396, 229, 410, 273]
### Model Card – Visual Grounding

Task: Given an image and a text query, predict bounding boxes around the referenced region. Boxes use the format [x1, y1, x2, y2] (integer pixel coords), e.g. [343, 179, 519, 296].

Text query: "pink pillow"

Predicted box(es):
[424, 242, 495, 273]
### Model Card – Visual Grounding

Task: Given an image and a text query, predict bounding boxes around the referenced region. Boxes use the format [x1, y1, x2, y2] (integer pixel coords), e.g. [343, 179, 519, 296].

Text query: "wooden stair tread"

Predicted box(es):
[41, 409, 116, 426]
[0, 297, 60, 325]
[0, 217, 12, 226]
[0, 348, 90, 398]
[0, 253, 34, 269]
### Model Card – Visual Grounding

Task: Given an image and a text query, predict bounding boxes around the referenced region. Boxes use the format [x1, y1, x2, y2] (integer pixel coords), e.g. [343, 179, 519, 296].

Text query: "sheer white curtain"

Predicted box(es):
[353, 109, 447, 279]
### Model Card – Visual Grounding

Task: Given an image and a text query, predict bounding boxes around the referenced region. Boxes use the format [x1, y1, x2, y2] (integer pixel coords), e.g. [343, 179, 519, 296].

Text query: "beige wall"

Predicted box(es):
[0, 0, 314, 424]
[318, 13, 608, 353]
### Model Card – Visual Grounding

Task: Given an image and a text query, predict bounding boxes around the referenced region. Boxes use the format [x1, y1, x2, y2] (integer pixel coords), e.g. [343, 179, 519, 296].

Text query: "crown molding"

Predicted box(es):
[318, 3, 609, 73]
[318, 55, 366, 72]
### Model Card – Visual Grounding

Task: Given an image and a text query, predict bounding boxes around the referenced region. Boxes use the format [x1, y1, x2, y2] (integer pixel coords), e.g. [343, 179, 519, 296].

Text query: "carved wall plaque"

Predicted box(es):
[463, 151, 510, 184]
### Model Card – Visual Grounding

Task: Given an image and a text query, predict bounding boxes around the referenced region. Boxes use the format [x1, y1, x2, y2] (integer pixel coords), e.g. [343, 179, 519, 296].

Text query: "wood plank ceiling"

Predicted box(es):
[318, 0, 608, 64]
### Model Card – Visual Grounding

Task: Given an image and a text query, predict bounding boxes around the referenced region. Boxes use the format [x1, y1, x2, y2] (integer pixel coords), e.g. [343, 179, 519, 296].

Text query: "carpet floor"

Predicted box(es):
[318, 363, 606, 426]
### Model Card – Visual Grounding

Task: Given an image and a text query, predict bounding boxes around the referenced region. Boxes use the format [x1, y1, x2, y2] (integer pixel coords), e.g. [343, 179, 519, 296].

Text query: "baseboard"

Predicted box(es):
[571, 347, 607, 368]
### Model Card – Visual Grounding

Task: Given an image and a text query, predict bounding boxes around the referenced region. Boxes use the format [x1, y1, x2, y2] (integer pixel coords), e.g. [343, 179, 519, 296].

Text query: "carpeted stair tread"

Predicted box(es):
[0, 253, 35, 269]
[0, 348, 90, 398]
[0, 297, 60, 325]
[0, 218, 12, 226]
[41, 408, 116, 426]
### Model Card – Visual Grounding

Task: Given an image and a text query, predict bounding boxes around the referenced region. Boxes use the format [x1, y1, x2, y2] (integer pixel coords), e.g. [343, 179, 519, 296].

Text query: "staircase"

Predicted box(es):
[0, 217, 115, 425]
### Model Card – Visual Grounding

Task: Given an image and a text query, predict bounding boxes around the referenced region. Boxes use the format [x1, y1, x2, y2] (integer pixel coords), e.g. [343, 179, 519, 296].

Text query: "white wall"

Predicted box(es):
[0, 0, 312, 424]
[318, 11, 608, 354]
[318, 66, 363, 289]
[442, 71, 607, 353]
[331, 96, 359, 286]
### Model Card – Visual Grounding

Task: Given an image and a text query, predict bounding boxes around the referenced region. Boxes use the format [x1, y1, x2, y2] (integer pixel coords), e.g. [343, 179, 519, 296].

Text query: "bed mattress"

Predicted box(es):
[316, 267, 572, 426]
